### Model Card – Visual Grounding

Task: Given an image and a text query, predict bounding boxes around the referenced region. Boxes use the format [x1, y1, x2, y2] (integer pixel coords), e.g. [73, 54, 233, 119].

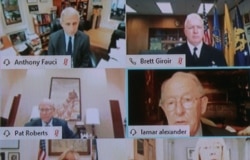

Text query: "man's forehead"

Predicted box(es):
[39, 103, 53, 108]
[62, 14, 79, 20]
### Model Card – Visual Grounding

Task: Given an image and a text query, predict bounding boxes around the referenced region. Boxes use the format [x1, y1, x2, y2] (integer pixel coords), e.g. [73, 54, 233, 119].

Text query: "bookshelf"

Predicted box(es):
[32, 11, 56, 48]
[53, 0, 89, 21]
[148, 28, 186, 51]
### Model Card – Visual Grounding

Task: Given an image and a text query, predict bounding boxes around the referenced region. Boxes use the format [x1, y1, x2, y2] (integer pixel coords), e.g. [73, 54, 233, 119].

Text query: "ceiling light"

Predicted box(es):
[156, 2, 173, 14]
[197, 3, 214, 14]
[126, 5, 136, 13]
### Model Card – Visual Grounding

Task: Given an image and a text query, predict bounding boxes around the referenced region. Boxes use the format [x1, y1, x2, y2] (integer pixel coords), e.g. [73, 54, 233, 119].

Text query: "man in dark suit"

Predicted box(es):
[24, 98, 77, 139]
[159, 72, 235, 136]
[48, 7, 90, 68]
[167, 13, 227, 67]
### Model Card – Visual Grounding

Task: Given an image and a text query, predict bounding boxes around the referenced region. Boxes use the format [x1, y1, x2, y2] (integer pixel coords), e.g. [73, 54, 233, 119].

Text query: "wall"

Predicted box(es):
[0, 69, 125, 138]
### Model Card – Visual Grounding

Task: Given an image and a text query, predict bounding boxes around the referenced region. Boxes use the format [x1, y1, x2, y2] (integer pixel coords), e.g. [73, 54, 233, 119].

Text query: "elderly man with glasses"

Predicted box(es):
[24, 98, 77, 139]
[159, 72, 235, 136]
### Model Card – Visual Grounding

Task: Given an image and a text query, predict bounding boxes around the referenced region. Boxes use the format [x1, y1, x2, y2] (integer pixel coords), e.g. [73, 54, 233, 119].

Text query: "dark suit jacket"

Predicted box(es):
[24, 117, 77, 139]
[201, 123, 236, 136]
[167, 43, 227, 67]
[48, 30, 90, 68]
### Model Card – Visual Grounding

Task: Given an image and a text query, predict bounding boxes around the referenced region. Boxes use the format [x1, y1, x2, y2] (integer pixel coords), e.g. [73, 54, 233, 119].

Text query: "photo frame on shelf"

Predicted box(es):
[48, 139, 90, 156]
[28, 5, 39, 13]
[49, 77, 81, 121]
[1, 0, 22, 25]
[186, 147, 195, 160]
[8, 152, 19, 160]
[8, 30, 27, 46]
[0, 140, 19, 149]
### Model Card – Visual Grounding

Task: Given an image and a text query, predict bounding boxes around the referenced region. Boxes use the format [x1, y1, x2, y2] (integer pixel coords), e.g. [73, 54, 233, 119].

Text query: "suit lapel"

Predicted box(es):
[59, 30, 67, 55]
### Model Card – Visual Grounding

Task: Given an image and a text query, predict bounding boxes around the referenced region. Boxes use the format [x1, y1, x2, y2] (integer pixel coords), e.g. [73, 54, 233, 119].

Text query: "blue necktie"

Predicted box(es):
[67, 37, 72, 55]
[193, 47, 198, 61]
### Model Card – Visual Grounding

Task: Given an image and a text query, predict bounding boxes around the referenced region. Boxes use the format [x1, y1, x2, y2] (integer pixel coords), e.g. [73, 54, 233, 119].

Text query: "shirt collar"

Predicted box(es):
[193, 122, 203, 136]
[187, 42, 203, 57]
[42, 119, 53, 126]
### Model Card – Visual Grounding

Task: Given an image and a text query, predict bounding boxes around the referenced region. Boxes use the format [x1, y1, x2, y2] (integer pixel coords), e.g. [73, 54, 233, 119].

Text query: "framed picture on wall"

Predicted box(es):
[48, 139, 90, 156]
[110, 0, 125, 21]
[1, 0, 22, 25]
[49, 77, 81, 121]
[8, 152, 19, 160]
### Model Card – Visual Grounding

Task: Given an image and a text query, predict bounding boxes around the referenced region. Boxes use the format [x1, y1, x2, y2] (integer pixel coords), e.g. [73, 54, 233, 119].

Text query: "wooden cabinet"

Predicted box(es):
[149, 28, 186, 51]
[53, 0, 89, 21]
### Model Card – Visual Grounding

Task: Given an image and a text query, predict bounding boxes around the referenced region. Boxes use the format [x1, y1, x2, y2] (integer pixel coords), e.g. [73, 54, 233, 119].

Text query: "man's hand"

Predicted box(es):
[237, 126, 250, 136]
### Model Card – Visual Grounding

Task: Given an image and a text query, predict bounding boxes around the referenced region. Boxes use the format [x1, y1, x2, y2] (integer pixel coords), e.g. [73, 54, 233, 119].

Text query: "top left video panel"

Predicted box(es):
[0, 0, 126, 69]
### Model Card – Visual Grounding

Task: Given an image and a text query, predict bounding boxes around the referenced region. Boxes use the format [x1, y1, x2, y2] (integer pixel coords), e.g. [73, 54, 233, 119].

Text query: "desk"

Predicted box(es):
[85, 28, 114, 63]
[85, 28, 113, 50]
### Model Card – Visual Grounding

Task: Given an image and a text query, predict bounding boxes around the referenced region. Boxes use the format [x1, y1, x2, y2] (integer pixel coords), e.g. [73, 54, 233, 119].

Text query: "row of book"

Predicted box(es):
[33, 14, 52, 25]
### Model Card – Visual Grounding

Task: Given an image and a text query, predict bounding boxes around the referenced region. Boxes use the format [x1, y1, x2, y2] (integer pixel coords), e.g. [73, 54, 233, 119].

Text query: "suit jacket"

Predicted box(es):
[201, 123, 236, 136]
[48, 30, 90, 68]
[167, 43, 227, 67]
[25, 117, 77, 139]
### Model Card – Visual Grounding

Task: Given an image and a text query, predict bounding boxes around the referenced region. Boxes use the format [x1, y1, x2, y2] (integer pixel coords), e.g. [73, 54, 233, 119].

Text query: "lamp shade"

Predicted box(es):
[86, 108, 100, 125]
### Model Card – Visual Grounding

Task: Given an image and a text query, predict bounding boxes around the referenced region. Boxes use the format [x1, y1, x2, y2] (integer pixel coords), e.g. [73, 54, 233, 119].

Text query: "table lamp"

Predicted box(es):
[86, 108, 100, 138]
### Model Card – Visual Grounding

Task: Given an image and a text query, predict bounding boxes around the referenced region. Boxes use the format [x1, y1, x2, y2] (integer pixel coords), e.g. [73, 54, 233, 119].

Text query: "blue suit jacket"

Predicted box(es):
[24, 117, 77, 139]
[167, 43, 227, 67]
[48, 29, 90, 68]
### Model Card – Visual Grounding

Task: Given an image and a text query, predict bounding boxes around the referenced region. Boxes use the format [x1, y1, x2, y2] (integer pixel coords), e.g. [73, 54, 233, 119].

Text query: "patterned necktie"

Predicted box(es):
[193, 47, 198, 61]
[67, 36, 72, 55]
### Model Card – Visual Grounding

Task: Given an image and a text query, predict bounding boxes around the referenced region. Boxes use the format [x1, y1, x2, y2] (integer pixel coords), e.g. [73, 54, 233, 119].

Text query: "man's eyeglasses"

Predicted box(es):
[161, 95, 204, 111]
[39, 108, 53, 113]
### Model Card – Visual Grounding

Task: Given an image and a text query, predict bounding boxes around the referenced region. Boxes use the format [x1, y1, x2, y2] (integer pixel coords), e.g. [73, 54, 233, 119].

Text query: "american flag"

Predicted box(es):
[202, 3, 212, 45]
[38, 140, 46, 160]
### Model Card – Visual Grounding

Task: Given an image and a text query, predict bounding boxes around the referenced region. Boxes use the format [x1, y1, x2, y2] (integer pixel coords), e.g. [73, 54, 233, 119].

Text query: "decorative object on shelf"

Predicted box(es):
[48, 139, 90, 156]
[49, 77, 81, 121]
[8, 152, 20, 160]
[1, 0, 22, 25]
[86, 108, 100, 138]
[28, 5, 39, 13]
